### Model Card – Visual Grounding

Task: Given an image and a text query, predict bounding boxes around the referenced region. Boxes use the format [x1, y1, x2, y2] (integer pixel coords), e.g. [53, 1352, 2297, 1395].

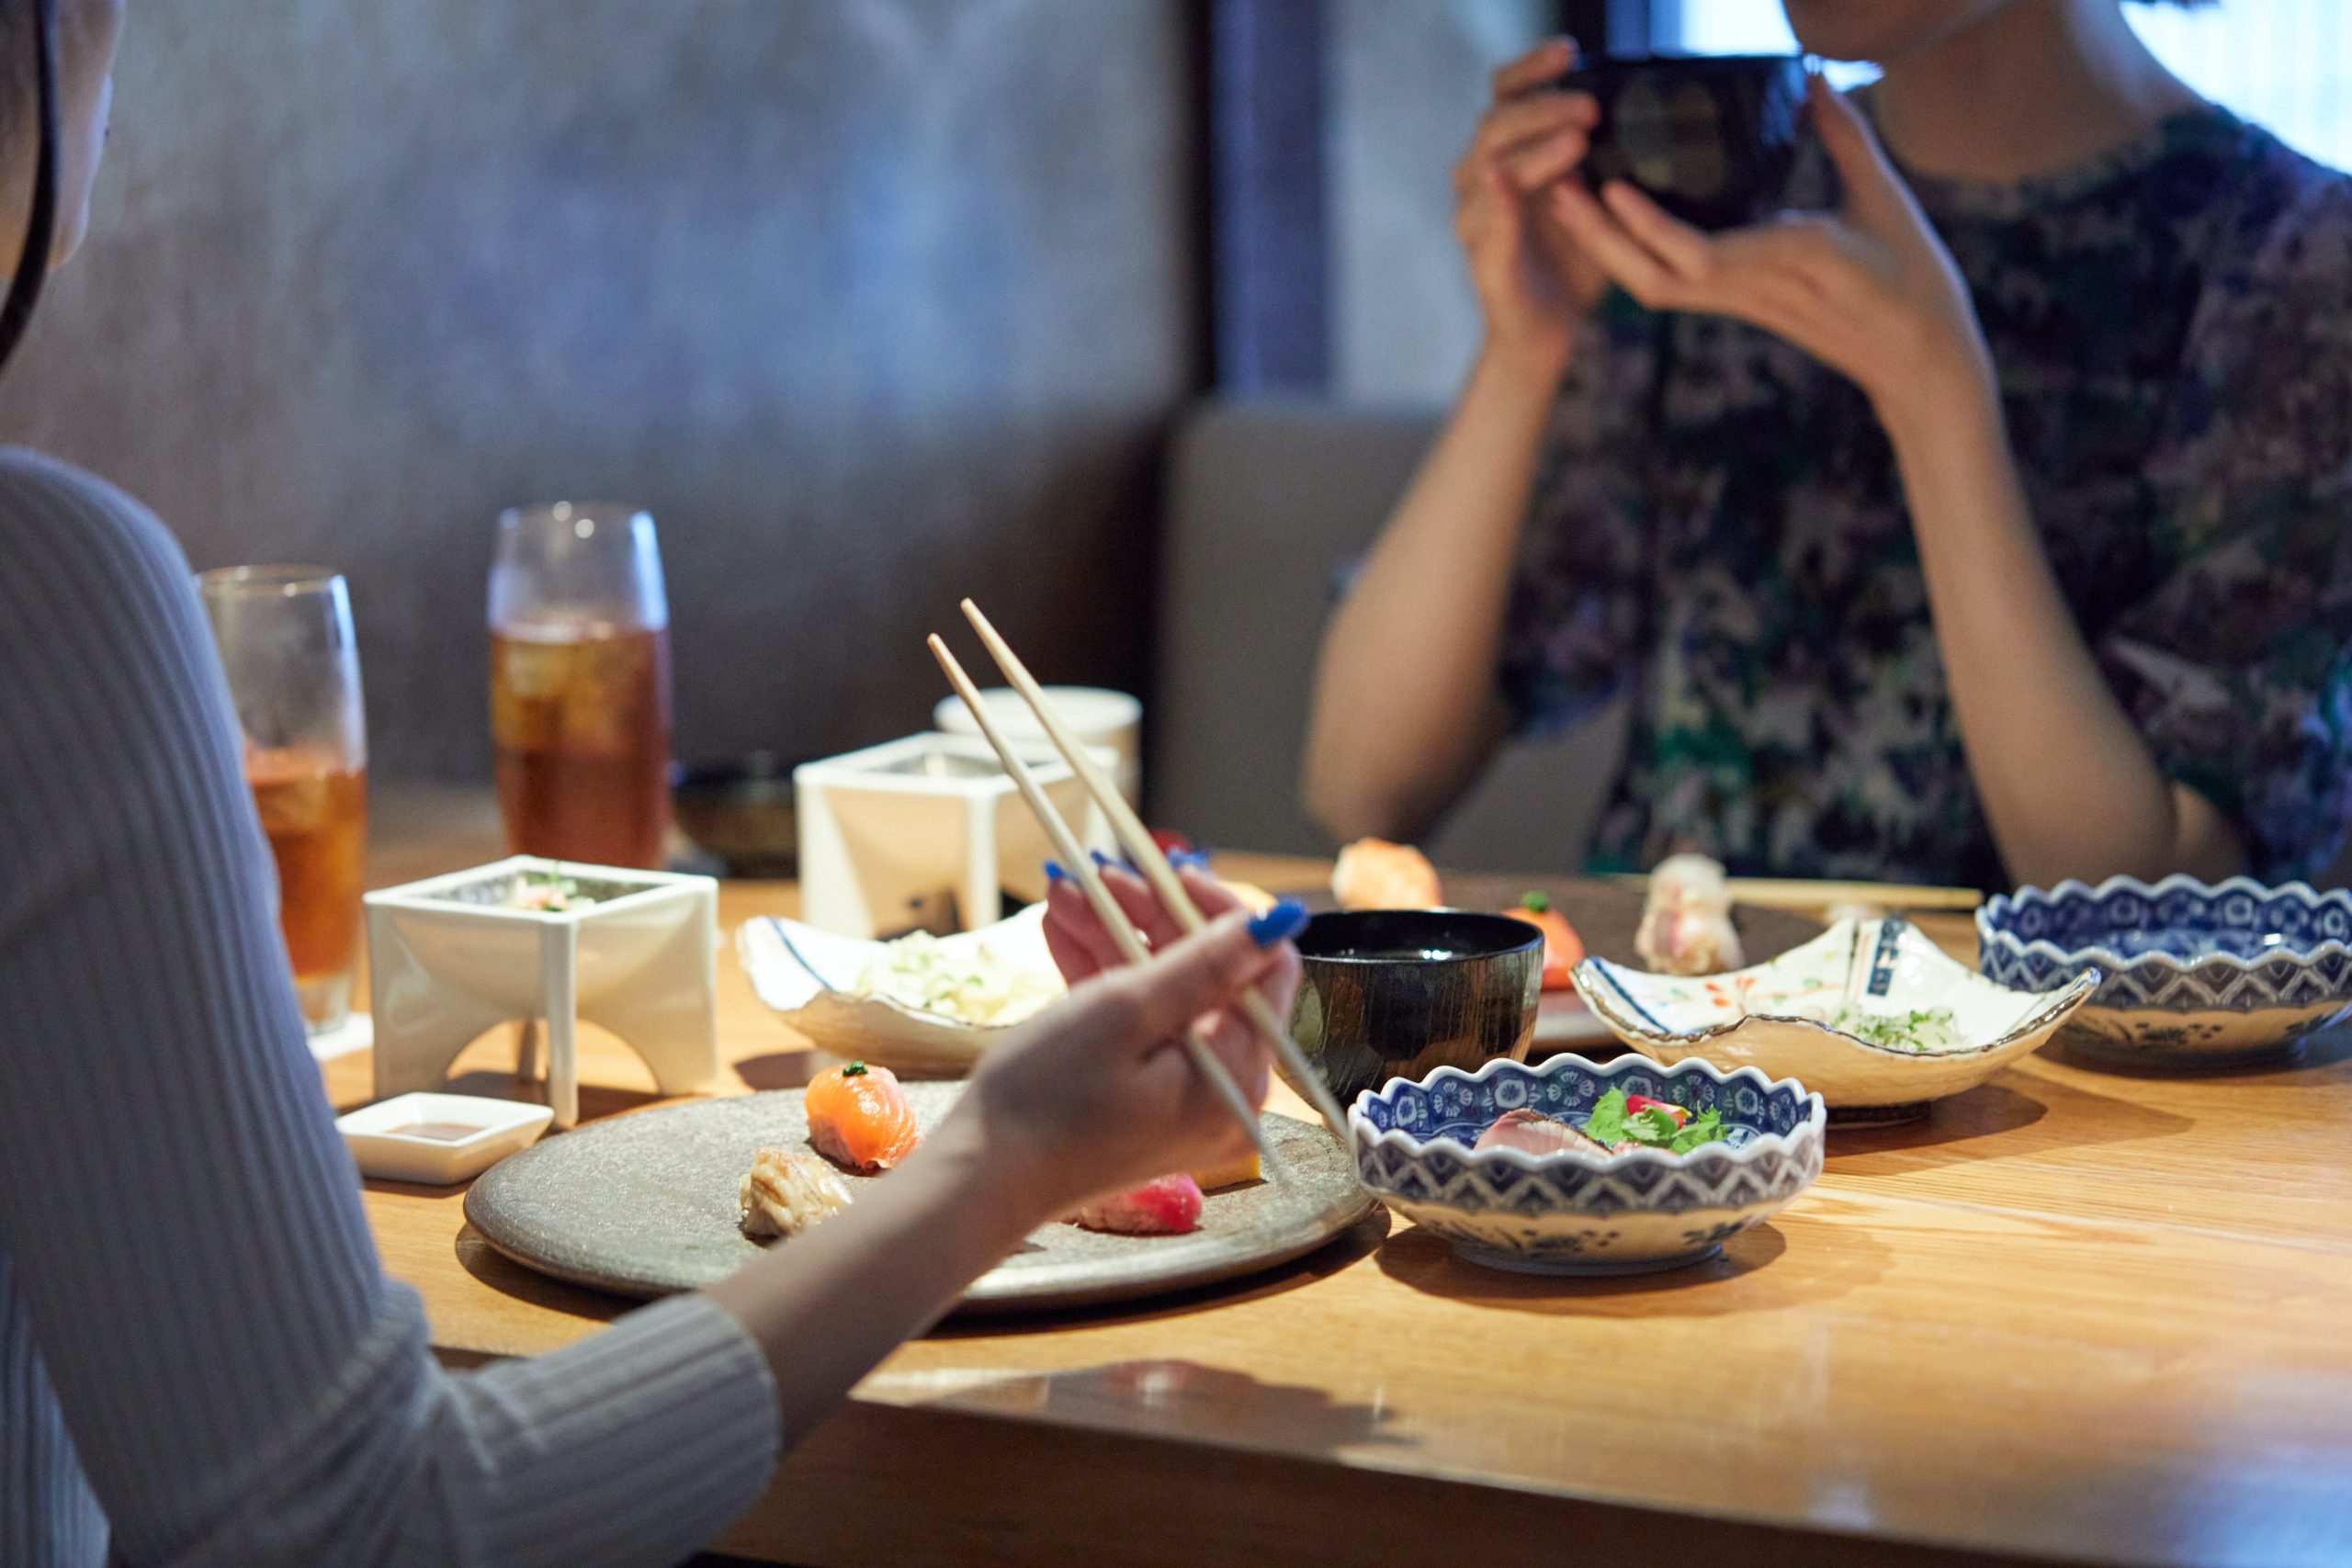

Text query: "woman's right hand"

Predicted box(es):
[936, 865, 1303, 1223]
[1453, 36, 1608, 378]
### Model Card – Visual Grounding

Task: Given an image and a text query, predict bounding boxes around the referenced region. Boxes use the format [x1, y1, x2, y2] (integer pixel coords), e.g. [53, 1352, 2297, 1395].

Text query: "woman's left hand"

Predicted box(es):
[1546, 76, 1993, 426]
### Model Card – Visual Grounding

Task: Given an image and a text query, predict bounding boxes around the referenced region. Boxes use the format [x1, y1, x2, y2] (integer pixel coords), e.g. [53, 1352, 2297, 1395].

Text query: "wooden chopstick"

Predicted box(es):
[927, 635, 1279, 1170]
[959, 599, 1354, 1147]
[1610, 874, 1984, 914]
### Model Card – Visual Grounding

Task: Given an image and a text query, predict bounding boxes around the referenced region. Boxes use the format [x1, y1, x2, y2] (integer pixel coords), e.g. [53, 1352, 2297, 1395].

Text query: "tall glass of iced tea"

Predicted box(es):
[198, 566, 368, 1036]
[488, 503, 673, 869]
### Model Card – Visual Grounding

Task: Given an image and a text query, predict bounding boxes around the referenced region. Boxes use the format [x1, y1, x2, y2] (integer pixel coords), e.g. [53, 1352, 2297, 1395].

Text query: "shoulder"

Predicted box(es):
[2190, 119, 2352, 287]
[0, 447, 197, 627]
[2159, 129, 2352, 499]
[0, 447, 216, 710]
[0, 448, 254, 874]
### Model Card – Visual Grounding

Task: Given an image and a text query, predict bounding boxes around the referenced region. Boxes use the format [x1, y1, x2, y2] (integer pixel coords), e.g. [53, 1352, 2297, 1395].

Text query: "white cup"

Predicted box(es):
[933, 685, 1143, 806]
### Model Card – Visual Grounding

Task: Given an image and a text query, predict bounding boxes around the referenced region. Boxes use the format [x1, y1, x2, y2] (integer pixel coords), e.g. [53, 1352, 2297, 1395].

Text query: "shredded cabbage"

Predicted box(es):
[853, 932, 1064, 1026]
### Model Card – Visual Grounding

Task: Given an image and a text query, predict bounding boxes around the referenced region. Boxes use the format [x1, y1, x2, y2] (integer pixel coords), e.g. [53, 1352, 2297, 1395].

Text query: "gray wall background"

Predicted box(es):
[1328, 0, 1546, 405]
[0, 0, 1541, 806]
[0, 0, 1197, 782]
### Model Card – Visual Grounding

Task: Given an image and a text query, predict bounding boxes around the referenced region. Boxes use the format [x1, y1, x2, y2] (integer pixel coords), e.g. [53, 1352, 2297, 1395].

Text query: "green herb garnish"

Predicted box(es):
[1583, 1089, 1630, 1145]
[1665, 1111, 1727, 1155]
[1580, 1088, 1728, 1154]
[1826, 1004, 1962, 1054]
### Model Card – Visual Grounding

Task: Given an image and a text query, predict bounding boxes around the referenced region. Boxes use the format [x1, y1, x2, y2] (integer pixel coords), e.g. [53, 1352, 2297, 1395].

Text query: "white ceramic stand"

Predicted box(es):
[364, 857, 719, 1129]
[794, 732, 1109, 938]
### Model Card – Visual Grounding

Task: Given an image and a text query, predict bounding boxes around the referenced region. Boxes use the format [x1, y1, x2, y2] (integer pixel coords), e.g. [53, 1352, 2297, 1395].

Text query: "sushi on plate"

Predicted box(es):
[740, 1147, 854, 1239]
[805, 1059, 922, 1174]
[1068, 1172, 1204, 1235]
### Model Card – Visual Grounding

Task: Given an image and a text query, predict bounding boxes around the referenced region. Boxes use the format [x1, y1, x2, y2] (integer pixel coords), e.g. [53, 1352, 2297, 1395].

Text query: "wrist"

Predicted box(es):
[915, 1101, 1069, 1235]
[1871, 342, 2000, 457]
[1474, 329, 1573, 398]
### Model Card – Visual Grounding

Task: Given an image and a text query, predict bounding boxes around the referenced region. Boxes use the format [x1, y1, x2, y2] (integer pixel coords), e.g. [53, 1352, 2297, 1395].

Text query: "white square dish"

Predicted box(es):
[337, 1092, 554, 1185]
[793, 732, 1111, 938]
[363, 856, 720, 1129]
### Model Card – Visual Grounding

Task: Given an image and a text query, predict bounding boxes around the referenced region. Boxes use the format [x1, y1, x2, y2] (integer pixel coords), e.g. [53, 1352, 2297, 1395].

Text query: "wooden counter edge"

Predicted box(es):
[717, 1398, 2075, 1568]
[432, 1342, 2075, 1567]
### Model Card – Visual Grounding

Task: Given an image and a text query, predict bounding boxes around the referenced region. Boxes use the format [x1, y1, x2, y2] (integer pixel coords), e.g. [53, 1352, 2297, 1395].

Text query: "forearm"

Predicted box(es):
[704, 1117, 1041, 1438]
[1882, 378, 2245, 886]
[1304, 343, 1562, 840]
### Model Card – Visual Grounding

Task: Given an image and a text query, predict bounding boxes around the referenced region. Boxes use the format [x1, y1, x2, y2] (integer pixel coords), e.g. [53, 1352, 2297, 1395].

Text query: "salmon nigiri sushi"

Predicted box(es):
[804, 1060, 922, 1174]
[1331, 837, 1443, 911]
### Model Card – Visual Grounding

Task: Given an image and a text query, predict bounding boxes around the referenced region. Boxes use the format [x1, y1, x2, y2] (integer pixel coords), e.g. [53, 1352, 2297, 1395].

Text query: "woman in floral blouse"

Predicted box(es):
[1306, 0, 2352, 891]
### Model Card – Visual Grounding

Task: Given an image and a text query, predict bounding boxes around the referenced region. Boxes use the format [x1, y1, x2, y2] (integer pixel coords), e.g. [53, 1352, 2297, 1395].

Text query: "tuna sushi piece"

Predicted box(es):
[804, 1060, 922, 1174]
[1068, 1173, 1205, 1235]
[1473, 1107, 1615, 1159]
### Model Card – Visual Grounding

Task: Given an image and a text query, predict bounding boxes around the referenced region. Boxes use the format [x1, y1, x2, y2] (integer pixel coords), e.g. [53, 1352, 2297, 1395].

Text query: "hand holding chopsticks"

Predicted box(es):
[952, 599, 1354, 1147]
[928, 634, 1279, 1168]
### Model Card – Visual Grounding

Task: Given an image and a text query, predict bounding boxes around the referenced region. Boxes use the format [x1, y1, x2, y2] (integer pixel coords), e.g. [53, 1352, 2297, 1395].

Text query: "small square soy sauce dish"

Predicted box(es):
[338, 1092, 555, 1185]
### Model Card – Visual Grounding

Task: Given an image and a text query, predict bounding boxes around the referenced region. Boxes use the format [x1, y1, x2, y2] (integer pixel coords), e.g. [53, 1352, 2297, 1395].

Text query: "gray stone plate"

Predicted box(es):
[465, 1082, 1373, 1315]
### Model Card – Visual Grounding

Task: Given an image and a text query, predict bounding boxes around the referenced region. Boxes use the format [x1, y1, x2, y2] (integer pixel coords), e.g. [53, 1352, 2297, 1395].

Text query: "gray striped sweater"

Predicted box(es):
[0, 449, 780, 1566]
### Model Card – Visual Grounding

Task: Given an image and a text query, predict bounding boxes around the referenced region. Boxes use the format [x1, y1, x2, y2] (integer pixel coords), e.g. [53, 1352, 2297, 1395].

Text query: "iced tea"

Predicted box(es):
[491, 622, 672, 868]
[248, 747, 368, 1029]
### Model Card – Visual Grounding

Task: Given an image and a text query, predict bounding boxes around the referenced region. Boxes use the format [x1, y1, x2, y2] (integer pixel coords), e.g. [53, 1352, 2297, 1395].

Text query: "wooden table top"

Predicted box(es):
[339, 820, 2352, 1568]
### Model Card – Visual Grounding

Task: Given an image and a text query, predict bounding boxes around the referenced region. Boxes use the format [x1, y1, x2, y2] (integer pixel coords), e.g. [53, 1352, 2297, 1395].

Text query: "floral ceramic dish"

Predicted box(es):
[1977, 875, 2352, 1066]
[1351, 1054, 1824, 1276]
[1570, 918, 2097, 1124]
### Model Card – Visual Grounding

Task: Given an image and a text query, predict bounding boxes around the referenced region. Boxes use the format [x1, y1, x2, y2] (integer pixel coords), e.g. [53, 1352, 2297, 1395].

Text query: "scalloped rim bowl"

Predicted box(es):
[1570, 918, 2098, 1122]
[1978, 874, 2352, 1066]
[1350, 1054, 1826, 1276]
[735, 904, 1061, 1077]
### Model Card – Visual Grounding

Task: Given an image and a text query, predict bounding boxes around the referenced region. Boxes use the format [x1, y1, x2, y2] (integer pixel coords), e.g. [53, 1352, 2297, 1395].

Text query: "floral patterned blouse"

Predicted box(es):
[1500, 104, 2352, 890]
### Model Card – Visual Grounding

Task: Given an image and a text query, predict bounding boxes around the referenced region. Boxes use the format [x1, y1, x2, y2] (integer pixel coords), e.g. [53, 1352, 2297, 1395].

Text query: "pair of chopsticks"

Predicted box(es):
[929, 600, 1352, 1165]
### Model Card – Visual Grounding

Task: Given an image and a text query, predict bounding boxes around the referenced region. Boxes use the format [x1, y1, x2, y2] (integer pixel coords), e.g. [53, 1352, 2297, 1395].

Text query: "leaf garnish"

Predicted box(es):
[1580, 1089, 1728, 1153]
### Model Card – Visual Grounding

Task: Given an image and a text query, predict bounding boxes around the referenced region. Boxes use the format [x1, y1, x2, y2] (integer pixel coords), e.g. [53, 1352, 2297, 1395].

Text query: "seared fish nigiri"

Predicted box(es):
[740, 1147, 854, 1240]
[1635, 852, 1745, 976]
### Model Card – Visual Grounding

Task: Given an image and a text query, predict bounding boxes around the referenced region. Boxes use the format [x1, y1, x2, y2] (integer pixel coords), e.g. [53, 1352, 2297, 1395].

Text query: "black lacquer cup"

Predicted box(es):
[670, 751, 801, 878]
[1568, 53, 1810, 231]
[1290, 910, 1544, 1108]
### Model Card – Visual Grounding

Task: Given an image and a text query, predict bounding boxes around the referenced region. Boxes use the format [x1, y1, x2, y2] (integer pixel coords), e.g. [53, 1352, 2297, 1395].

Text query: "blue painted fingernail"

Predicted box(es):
[1090, 849, 1136, 873]
[1248, 897, 1309, 947]
[1170, 849, 1213, 872]
[1044, 860, 1069, 885]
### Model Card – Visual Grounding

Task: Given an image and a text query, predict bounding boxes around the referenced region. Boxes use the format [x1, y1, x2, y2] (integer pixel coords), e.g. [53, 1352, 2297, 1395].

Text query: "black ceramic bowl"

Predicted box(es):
[670, 752, 801, 878]
[1289, 910, 1544, 1107]
[1568, 53, 1809, 230]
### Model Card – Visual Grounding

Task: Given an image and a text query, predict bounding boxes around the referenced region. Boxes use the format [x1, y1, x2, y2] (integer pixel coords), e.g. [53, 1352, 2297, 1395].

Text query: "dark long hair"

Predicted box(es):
[0, 0, 56, 377]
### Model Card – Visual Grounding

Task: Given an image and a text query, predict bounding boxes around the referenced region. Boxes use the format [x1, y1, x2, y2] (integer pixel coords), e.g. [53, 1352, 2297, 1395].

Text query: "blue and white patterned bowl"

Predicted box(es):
[1978, 875, 2352, 1065]
[1351, 1054, 1826, 1276]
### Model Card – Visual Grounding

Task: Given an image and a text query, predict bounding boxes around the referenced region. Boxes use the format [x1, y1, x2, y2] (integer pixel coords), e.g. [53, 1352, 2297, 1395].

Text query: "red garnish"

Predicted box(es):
[1625, 1094, 1690, 1129]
